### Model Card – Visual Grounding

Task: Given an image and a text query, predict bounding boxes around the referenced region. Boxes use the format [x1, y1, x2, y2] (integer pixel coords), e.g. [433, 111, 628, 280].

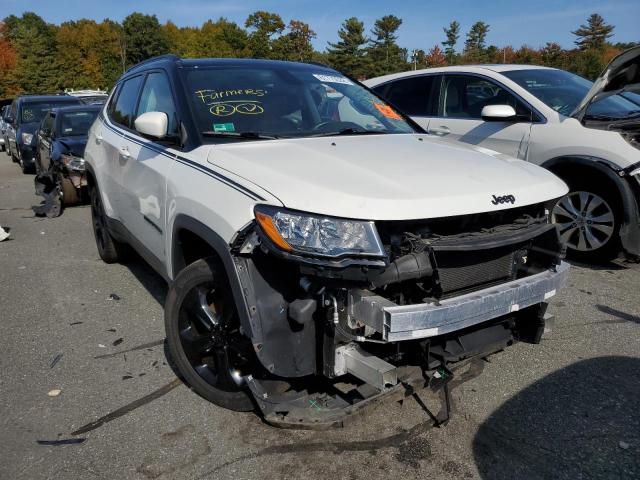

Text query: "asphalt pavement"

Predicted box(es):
[0, 151, 639, 479]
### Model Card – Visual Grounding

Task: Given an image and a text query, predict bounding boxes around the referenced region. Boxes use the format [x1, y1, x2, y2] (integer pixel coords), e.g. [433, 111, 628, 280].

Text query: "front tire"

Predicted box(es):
[552, 180, 621, 262]
[165, 258, 254, 411]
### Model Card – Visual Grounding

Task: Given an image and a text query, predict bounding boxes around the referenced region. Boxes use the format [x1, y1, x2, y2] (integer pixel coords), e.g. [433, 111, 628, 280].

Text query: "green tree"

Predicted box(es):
[572, 14, 614, 50]
[245, 11, 285, 59]
[55, 20, 105, 89]
[571, 48, 606, 80]
[4, 13, 59, 93]
[327, 17, 370, 78]
[464, 21, 490, 62]
[540, 42, 565, 68]
[368, 15, 407, 76]
[197, 18, 248, 58]
[122, 13, 169, 67]
[98, 20, 127, 87]
[442, 20, 460, 64]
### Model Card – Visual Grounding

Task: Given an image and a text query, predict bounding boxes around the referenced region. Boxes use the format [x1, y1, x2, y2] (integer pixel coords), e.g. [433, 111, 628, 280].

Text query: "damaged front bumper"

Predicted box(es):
[348, 261, 570, 342]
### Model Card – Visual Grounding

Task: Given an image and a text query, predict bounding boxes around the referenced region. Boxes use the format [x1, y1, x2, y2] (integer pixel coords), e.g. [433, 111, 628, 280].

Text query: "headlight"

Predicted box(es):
[254, 205, 385, 258]
[21, 132, 33, 144]
[60, 154, 85, 171]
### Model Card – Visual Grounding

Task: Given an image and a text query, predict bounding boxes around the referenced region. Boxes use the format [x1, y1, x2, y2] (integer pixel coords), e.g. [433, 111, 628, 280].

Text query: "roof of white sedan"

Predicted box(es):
[364, 64, 557, 86]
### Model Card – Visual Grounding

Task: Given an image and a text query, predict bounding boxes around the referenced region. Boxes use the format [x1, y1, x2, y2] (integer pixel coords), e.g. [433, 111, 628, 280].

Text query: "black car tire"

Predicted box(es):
[89, 184, 128, 263]
[165, 258, 254, 411]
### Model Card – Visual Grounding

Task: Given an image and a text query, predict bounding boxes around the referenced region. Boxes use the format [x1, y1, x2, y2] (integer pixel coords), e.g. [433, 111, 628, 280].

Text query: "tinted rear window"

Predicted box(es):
[20, 100, 80, 123]
[111, 76, 144, 128]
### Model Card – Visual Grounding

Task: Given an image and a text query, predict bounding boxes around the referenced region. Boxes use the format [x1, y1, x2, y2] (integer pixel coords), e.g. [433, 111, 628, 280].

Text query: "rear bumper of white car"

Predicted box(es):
[348, 261, 570, 342]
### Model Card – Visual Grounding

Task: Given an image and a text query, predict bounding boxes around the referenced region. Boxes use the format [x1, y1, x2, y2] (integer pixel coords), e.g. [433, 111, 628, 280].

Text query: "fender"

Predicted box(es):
[170, 214, 255, 341]
[170, 215, 316, 377]
[542, 156, 640, 257]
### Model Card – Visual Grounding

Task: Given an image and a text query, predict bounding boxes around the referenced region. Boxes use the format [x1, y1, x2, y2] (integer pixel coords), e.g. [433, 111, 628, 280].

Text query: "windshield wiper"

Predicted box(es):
[309, 128, 388, 138]
[201, 131, 280, 140]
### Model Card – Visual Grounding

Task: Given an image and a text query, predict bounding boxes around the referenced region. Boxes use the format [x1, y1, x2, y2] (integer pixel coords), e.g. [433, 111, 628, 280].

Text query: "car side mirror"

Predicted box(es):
[134, 111, 168, 139]
[481, 105, 517, 122]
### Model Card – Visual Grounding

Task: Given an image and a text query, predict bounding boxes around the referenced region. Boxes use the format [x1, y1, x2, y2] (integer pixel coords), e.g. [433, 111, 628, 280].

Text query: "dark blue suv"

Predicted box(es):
[6, 95, 81, 173]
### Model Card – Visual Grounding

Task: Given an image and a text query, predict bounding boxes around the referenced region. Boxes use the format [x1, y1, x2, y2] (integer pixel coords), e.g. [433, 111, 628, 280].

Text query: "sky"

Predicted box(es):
[1, 0, 638, 52]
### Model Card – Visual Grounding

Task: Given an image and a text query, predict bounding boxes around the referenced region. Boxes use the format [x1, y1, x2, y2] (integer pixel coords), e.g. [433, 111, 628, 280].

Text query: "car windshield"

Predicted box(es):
[21, 101, 79, 124]
[58, 110, 99, 136]
[182, 64, 416, 140]
[503, 69, 640, 119]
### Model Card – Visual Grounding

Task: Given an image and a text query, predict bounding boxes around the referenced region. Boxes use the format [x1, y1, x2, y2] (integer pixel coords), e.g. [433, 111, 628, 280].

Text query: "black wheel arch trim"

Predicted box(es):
[542, 155, 640, 257]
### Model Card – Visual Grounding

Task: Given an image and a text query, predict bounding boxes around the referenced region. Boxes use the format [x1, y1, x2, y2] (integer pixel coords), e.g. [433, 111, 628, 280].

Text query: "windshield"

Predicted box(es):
[20, 101, 80, 124]
[58, 110, 98, 136]
[182, 64, 416, 140]
[503, 69, 640, 119]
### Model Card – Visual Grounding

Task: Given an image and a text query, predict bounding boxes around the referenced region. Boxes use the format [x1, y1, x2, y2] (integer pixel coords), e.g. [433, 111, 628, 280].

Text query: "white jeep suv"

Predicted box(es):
[85, 55, 569, 427]
[366, 47, 640, 261]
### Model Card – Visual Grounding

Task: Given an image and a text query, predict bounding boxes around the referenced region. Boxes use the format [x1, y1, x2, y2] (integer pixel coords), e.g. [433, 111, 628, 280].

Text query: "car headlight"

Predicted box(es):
[254, 205, 385, 258]
[60, 154, 85, 171]
[21, 132, 33, 145]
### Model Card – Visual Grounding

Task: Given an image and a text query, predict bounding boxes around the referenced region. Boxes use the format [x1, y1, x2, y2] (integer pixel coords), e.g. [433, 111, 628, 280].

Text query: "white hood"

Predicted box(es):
[207, 134, 568, 220]
[572, 46, 640, 121]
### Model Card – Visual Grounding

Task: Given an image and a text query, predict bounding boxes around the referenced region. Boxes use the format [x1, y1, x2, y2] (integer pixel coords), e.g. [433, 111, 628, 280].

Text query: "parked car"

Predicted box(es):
[32, 104, 101, 216]
[0, 105, 10, 152]
[65, 89, 109, 105]
[6, 95, 82, 173]
[85, 55, 569, 427]
[365, 47, 640, 261]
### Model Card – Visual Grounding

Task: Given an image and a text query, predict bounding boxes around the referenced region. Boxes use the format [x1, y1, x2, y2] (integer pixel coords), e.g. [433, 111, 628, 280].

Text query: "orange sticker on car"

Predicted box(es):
[373, 102, 402, 120]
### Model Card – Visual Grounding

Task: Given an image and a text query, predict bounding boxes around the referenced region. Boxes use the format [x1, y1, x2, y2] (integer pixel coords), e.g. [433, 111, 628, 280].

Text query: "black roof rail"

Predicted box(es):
[125, 54, 181, 74]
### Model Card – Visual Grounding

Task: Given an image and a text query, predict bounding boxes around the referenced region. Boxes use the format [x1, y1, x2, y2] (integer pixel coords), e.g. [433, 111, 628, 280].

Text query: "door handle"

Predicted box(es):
[428, 126, 451, 136]
[119, 147, 130, 159]
[96, 133, 103, 144]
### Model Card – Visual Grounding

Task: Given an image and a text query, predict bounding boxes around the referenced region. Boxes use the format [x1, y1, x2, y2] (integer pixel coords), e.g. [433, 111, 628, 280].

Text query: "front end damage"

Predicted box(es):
[33, 156, 87, 217]
[229, 203, 569, 428]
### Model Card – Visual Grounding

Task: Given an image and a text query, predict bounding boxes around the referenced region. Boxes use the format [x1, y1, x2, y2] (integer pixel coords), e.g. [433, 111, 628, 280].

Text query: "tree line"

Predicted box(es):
[0, 11, 636, 99]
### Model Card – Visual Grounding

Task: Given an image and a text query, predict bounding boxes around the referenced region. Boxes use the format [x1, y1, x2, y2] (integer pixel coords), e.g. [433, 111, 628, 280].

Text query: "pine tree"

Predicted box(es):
[327, 17, 370, 78]
[442, 21, 460, 64]
[464, 21, 490, 62]
[368, 15, 407, 76]
[572, 14, 614, 50]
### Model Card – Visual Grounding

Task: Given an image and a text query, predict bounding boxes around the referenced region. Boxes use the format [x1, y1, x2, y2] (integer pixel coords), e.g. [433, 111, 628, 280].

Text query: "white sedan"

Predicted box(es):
[366, 47, 640, 261]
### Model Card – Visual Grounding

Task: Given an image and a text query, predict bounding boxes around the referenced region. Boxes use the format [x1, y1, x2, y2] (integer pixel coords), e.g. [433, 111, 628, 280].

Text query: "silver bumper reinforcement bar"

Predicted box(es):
[348, 261, 570, 342]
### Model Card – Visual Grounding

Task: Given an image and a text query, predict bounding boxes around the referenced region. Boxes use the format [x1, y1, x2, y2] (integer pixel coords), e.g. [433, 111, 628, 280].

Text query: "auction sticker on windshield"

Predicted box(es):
[312, 74, 354, 85]
[213, 123, 235, 132]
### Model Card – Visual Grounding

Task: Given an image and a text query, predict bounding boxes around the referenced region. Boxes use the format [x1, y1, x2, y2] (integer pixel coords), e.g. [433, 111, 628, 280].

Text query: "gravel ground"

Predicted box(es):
[0, 151, 638, 480]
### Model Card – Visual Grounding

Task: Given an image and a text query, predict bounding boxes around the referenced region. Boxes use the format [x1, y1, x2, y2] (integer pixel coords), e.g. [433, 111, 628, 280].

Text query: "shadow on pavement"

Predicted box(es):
[124, 250, 168, 305]
[473, 356, 640, 479]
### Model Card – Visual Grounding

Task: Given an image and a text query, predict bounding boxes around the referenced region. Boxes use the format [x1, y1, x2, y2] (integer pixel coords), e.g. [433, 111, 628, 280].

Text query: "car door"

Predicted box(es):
[37, 112, 55, 173]
[119, 71, 178, 263]
[372, 74, 440, 131]
[6, 101, 17, 157]
[101, 75, 144, 221]
[429, 74, 534, 159]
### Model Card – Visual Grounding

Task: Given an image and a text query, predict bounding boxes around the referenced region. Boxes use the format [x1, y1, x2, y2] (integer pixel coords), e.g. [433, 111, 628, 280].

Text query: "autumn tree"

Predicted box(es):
[122, 13, 169, 67]
[464, 21, 490, 62]
[573, 14, 614, 50]
[272, 20, 316, 62]
[540, 42, 564, 68]
[442, 21, 460, 64]
[368, 15, 407, 76]
[425, 45, 447, 67]
[327, 17, 370, 78]
[55, 20, 105, 89]
[4, 13, 59, 93]
[245, 11, 285, 59]
[0, 22, 18, 96]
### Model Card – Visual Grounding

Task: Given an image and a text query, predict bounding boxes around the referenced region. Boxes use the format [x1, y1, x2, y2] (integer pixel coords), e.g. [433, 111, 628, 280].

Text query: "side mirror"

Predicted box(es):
[134, 111, 168, 139]
[481, 105, 517, 122]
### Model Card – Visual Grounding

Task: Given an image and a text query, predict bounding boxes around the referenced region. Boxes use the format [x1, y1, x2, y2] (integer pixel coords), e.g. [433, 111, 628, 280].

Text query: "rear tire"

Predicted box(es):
[90, 184, 128, 264]
[552, 178, 621, 263]
[165, 258, 255, 411]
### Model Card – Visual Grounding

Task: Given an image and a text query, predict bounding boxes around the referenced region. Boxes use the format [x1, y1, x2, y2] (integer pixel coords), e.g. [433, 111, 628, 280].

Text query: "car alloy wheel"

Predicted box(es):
[552, 191, 615, 252]
[177, 282, 247, 391]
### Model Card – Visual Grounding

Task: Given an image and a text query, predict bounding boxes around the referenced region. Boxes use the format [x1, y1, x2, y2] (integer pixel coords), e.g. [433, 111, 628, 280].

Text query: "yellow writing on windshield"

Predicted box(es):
[196, 89, 266, 104]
